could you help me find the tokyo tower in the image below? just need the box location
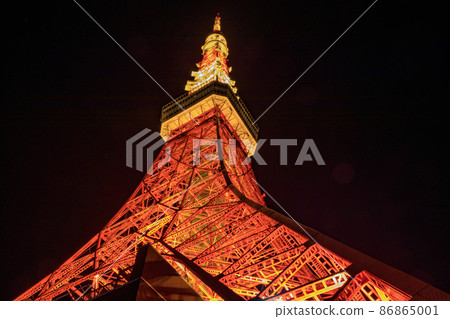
[15,14,448,301]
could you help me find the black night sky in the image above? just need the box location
[2,1,449,300]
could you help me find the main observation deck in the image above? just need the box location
[160,81,259,155]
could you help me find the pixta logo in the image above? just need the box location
[126,129,325,175]
[192,138,325,166]
[126,128,170,174]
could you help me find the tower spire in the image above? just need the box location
[213,13,221,31]
[185,14,237,94]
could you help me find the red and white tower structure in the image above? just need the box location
[15,14,448,301]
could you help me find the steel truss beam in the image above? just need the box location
[15,103,412,301]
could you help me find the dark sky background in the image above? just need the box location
[2,1,448,300]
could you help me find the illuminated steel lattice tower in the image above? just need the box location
[16,14,448,301]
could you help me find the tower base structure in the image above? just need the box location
[15,87,449,301]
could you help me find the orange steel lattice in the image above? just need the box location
[15,105,410,301]
[15,15,416,302]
